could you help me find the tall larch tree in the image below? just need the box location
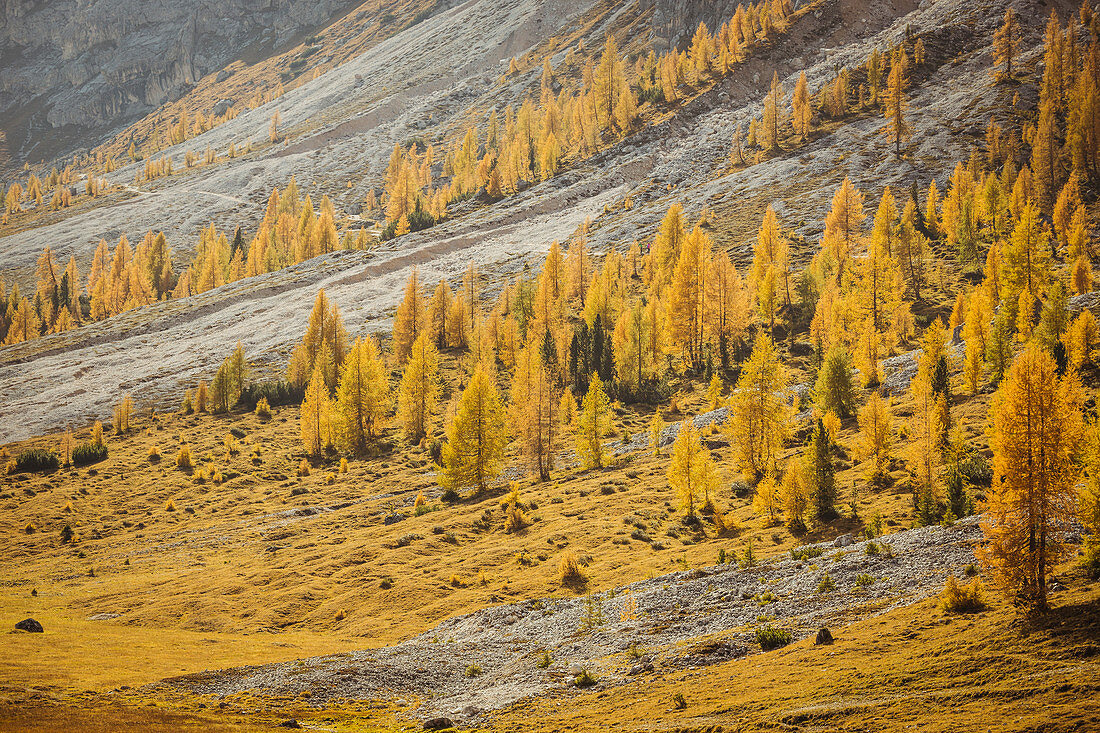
[300,365,333,458]
[398,332,440,443]
[510,345,559,481]
[730,333,791,478]
[576,373,612,469]
[337,336,390,453]
[761,71,786,151]
[983,347,1083,610]
[393,268,426,363]
[884,49,911,157]
[822,177,866,283]
[992,8,1020,82]
[668,419,719,516]
[791,70,812,142]
[439,365,507,496]
[668,225,711,371]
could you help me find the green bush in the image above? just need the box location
[72,442,108,466]
[14,448,59,473]
[574,668,598,688]
[755,624,793,650]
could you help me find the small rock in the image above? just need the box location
[384,513,407,526]
[815,627,834,645]
[15,618,43,633]
[833,534,853,548]
[423,718,453,731]
[278,720,301,729]
[1049,581,1067,593]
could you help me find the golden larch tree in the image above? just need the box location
[983,347,1083,610]
[397,333,441,443]
[439,365,507,495]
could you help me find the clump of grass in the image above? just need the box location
[224,435,240,456]
[325,472,335,485]
[464,664,482,678]
[165,499,177,512]
[147,445,160,461]
[379,577,393,589]
[24,523,36,534]
[536,651,552,669]
[297,460,311,477]
[855,573,875,587]
[941,574,986,613]
[672,692,687,710]
[964,563,979,577]
[334,609,346,621]
[558,550,587,586]
[754,624,792,650]
[449,573,464,588]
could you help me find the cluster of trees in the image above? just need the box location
[375,2,802,235]
[1,177,374,346]
[733,33,926,166]
[2,165,111,223]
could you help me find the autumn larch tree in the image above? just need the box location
[300,365,332,458]
[337,336,390,453]
[397,332,440,444]
[668,419,718,516]
[576,372,612,469]
[439,364,506,496]
[983,347,1083,610]
[288,289,348,390]
[883,49,910,157]
[760,71,786,151]
[858,391,893,481]
[393,268,426,363]
[730,332,791,479]
[511,344,559,481]
[791,70,812,143]
[822,177,865,284]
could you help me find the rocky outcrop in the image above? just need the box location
[0,0,362,161]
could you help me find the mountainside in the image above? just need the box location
[3,0,1100,731]
[0,0,368,164]
[0,0,1058,443]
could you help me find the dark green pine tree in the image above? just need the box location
[810,418,837,522]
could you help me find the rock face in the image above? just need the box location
[0,0,361,161]
[14,618,43,633]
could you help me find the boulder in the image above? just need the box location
[15,618,43,633]
[383,513,407,525]
[833,534,853,548]
[423,718,453,731]
[814,627,834,645]
[277,720,301,729]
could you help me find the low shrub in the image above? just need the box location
[464,664,482,678]
[855,573,875,587]
[754,624,792,650]
[254,397,273,419]
[816,573,836,593]
[176,446,193,470]
[574,668,597,688]
[536,651,552,669]
[558,550,587,585]
[14,448,59,473]
[941,574,986,613]
[72,442,108,466]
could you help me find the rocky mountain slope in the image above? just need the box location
[0,0,366,164]
[0,0,1062,444]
